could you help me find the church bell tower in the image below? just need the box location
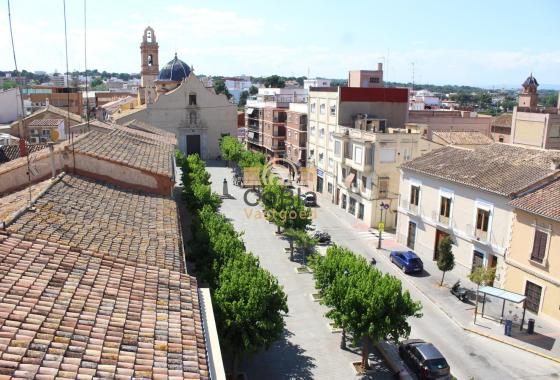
[140,27,159,103]
[518,73,539,111]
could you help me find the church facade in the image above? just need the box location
[117,26,238,159]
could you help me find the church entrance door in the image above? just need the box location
[186,135,201,157]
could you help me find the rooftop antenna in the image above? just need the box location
[387,48,390,84]
[412,62,417,91]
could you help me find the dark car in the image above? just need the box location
[300,193,316,207]
[399,339,451,379]
[390,251,424,273]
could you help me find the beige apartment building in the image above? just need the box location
[397,144,560,288]
[506,179,560,324]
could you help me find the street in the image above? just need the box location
[204,162,559,379]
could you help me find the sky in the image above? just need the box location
[1,0,559,88]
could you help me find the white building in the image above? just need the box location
[397,144,560,288]
[0,88,30,124]
[304,78,332,90]
[50,76,68,87]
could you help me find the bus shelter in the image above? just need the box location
[474,286,527,331]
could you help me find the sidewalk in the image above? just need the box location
[307,186,560,363]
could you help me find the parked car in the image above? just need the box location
[390,251,423,273]
[300,193,316,207]
[399,339,451,379]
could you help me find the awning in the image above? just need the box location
[246,108,254,114]
[477,286,526,303]
[344,172,355,188]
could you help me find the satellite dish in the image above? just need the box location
[51,130,59,142]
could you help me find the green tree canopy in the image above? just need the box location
[468,266,496,289]
[264,75,285,88]
[1,81,17,90]
[541,93,558,108]
[213,80,232,99]
[238,90,249,107]
[213,253,288,380]
[220,135,244,162]
[249,85,259,95]
[437,236,455,286]
[90,77,104,87]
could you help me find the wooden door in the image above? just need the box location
[186,135,201,157]
[525,281,542,314]
[434,230,450,261]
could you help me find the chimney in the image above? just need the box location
[377,63,383,71]
[46,97,50,107]
[551,158,560,170]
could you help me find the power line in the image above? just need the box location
[84,0,90,132]
[7,0,26,130]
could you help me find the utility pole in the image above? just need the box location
[412,62,417,91]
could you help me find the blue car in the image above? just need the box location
[390,251,424,273]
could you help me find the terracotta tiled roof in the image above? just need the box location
[509,179,560,221]
[0,233,209,380]
[0,178,52,224]
[113,104,146,121]
[10,105,83,129]
[491,113,513,128]
[0,144,48,165]
[400,144,560,197]
[122,120,176,139]
[100,96,137,110]
[72,121,177,145]
[7,174,184,272]
[432,131,494,145]
[70,129,175,178]
[28,119,64,127]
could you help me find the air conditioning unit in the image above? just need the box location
[30,129,39,135]
[30,137,39,144]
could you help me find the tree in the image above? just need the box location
[292,230,319,268]
[437,236,455,286]
[238,90,249,107]
[70,71,81,88]
[249,85,259,95]
[213,80,232,99]
[1,81,17,90]
[213,253,288,380]
[468,266,496,289]
[264,75,285,88]
[541,93,558,108]
[91,77,104,87]
[239,150,266,173]
[220,135,243,163]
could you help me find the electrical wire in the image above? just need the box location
[84,0,90,132]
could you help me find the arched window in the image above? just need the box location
[147,31,152,43]
[148,54,153,66]
[190,111,196,124]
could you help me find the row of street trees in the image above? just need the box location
[176,152,288,379]
[311,245,423,370]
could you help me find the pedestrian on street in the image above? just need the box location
[233,175,237,186]
[505,310,513,336]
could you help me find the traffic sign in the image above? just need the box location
[384,203,390,209]
[378,222,385,232]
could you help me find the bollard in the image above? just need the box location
[223,178,228,196]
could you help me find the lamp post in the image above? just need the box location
[378,202,385,249]
[340,269,349,350]
[289,206,296,261]
[237,148,241,176]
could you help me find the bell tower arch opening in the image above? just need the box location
[140,26,159,103]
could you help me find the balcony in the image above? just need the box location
[299,123,307,131]
[271,144,285,151]
[466,224,488,242]
[273,116,287,123]
[432,211,452,229]
[247,137,261,145]
[272,130,286,137]
[401,199,419,215]
[247,123,259,130]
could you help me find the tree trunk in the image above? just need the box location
[289,236,294,261]
[440,271,445,286]
[277,224,281,234]
[231,354,238,380]
[361,335,370,370]
[340,327,346,349]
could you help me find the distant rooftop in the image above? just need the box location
[509,179,560,222]
[432,131,494,145]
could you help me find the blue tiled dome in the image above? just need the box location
[523,74,538,86]
[156,53,191,82]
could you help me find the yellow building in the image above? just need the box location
[505,179,560,324]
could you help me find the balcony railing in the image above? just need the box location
[299,123,307,131]
[273,116,287,123]
[432,211,451,227]
[272,130,286,137]
[271,144,285,151]
[247,123,259,130]
[401,199,419,214]
[467,224,488,242]
[247,137,261,145]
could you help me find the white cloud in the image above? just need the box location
[273,23,290,32]
[162,6,265,39]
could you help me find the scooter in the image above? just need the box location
[450,280,468,302]
[313,231,331,244]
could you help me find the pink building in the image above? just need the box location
[348,63,383,88]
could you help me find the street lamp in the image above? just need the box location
[289,206,296,262]
[378,202,385,249]
[238,148,242,175]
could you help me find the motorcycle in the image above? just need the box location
[450,280,468,302]
[313,231,331,244]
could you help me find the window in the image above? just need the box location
[341,167,346,179]
[525,281,543,314]
[550,126,560,138]
[311,103,316,113]
[295,115,298,124]
[369,77,380,83]
[328,182,333,194]
[498,137,504,143]
[439,197,451,225]
[329,131,334,142]
[344,142,353,159]
[320,104,325,114]
[342,194,347,209]
[334,141,341,156]
[531,230,548,264]
[295,132,298,141]
[330,106,336,116]
[310,149,315,158]
[358,203,365,220]
[288,114,291,122]
[366,148,372,165]
[403,148,412,161]
[311,126,316,136]
[349,198,357,215]
[410,185,420,206]
[354,146,363,164]
[472,251,484,273]
[288,130,291,138]
[189,94,197,105]
[320,128,325,138]
[476,208,490,240]
[288,146,292,154]
[379,178,389,197]
[380,148,396,163]
[361,176,367,191]
[319,153,324,162]
[329,157,334,167]
[295,148,298,157]
[41,129,51,137]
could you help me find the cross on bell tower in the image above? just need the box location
[140,26,159,102]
